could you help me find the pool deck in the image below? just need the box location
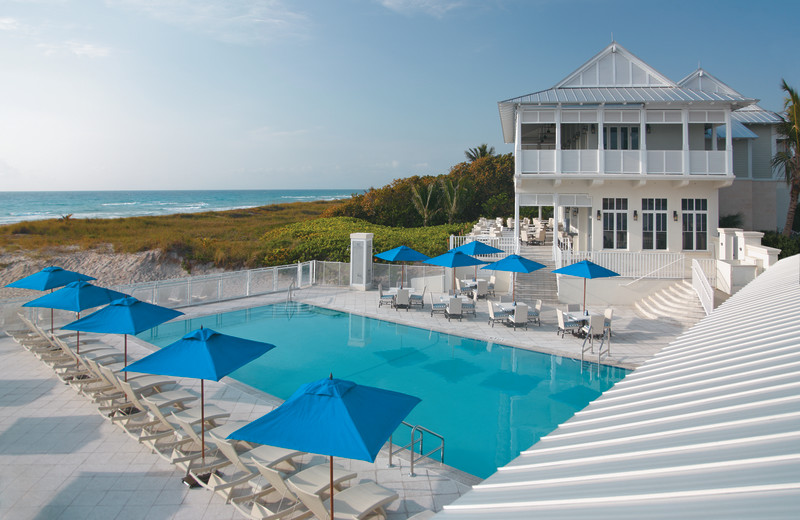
[0,287,689,519]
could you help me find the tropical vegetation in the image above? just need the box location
[771,79,800,237]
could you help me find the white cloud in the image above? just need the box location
[378,0,463,17]
[109,0,310,45]
[37,40,111,57]
[0,17,22,31]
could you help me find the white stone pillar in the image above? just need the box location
[349,233,373,291]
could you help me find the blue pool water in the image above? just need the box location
[138,303,629,478]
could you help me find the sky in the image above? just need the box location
[0,0,798,192]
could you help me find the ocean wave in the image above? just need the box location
[102,201,139,206]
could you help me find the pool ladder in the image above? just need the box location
[388,421,445,477]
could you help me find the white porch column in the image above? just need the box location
[682,108,690,176]
[514,193,520,254]
[514,107,522,176]
[597,107,605,174]
[640,108,647,174]
[555,107,562,175]
[725,109,733,175]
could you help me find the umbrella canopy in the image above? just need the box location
[450,241,505,280]
[374,246,430,289]
[5,266,95,291]
[552,260,619,312]
[22,281,129,353]
[123,327,275,461]
[450,240,504,256]
[7,266,96,333]
[425,251,487,295]
[481,254,546,302]
[229,377,420,519]
[62,296,184,378]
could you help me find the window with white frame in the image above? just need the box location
[642,198,667,250]
[603,126,640,150]
[681,198,708,250]
[603,198,628,249]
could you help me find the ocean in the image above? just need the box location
[0,189,359,225]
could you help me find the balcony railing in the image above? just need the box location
[519,149,728,176]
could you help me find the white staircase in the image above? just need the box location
[634,280,706,326]
[512,242,558,304]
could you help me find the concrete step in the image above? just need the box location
[634,280,705,326]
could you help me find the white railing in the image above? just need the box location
[605,150,642,174]
[690,150,727,174]
[521,149,556,173]
[556,250,686,279]
[113,262,316,308]
[646,150,683,174]
[449,235,515,256]
[561,150,598,173]
[692,259,714,315]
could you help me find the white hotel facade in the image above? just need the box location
[500,42,786,262]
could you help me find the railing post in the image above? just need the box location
[246,269,251,297]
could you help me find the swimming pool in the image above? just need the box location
[138,302,629,478]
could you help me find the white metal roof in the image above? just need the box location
[437,255,800,519]
[733,104,784,124]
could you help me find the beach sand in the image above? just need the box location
[0,247,223,299]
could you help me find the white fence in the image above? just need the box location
[449,235,515,257]
[556,248,687,279]
[115,262,316,308]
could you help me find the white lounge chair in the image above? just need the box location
[475,279,488,300]
[288,479,398,520]
[508,302,529,330]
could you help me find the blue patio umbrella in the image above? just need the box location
[451,240,504,280]
[481,254,546,302]
[22,281,129,353]
[229,377,420,519]
[552,260,619,312]
[374,246,430,289]
[62,296,184,379]
[6,266,96,333]
[123,326,275,460]
[424,251,487,295]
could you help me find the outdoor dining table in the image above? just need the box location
[497,302,517,316]
[387,287,416,295]
[460,278,486,289]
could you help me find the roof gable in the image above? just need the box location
[678,68,744,97]
[556,42,675,88]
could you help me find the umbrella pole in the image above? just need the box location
[76,312,81,356]
[330,455,334,519]
[583,278,586,313]
[123,334,128,382]
[50,308,54,336]
[513,272,516,302]
[201,380,205,463]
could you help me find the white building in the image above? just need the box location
[499,42,786,262]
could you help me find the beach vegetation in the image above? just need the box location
[465,144,496,162]
[0,199,341,269]
[410,179,440,227]
[261,217,468,265]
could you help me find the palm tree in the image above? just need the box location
[771,79,800,237]
[440,177,466,224]
[410,182,440,227]
[465,144,495,162]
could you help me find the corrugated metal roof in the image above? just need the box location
[733,105,784,124]
[709,120,759,139]
[500,86,754,106]
[437,255,800,520]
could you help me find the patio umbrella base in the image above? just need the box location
[182,471,219,488]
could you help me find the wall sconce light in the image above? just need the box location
[591,125,596,134]
[673,210,679,222]
[646,124,652,134]
[596,210,601,221]
[633,210,638,221]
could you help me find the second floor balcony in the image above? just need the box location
[515,108,734,178]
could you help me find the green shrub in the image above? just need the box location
[760,231,800,259]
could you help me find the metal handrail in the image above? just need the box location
[388,421,445,477]
[286,281,295,302]
[622,255,685,286]
[691,259,714,315]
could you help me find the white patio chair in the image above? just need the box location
[531,299,542,327]
[476,279,488,300]
[487,302,506,327]
[377,284,394,308]
[508,302,529,330]
[604,307,614,337]
[409,286,426,309]
[430,294,447,317]
[445,297,462,322]
[487,275,496,297]
[392,288,410,311]
[556,309,583,338]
